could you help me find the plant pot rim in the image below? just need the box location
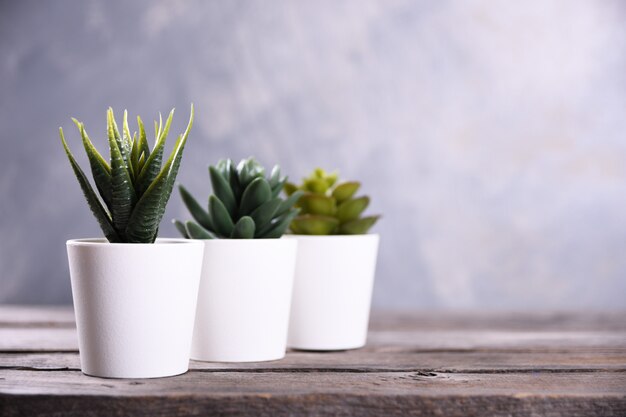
[67,238,203,247]
[194,238,297,245]
[283,233,379,240]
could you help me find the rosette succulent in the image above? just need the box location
[175,158,302,239]
[60,105,194,243]
[284,168,379,235]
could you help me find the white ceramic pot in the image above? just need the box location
[66,238,204,378]
[191,238,298,362]
[287,234,379,351]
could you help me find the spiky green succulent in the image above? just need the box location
[284,168,380,235]
[59,105,194,243]
[175,158,302,239]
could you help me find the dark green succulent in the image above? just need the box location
[175,158,302,239]
[284,168,380,235]
[60,105,194,243]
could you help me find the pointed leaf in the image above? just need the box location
[136,108,174,195]
[125,105,193,242]
[231,216,255,239]
[289,214,339,235]
[336,196,369,223]
[276,190,303,217]
[249,198,281,232]
[60,128,120,242]
[239,177,271,216]
[209,166,237,218]
[209,195,234,237]
[332,181,360,203]
[108,115,137,236]
[339,215,379,235]
[155,105,194,226]
[72,119,112,210]
[258,209,299,238]
[186,220,215,239]
[107,108,130,166]
[179,184,212,230]
[173,219,189,238]
[136,116,150,174]
[269,165,281,188]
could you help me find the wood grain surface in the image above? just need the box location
[1,306,625,416]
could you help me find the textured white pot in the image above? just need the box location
[287,234,379,350]
[66,238,204,378]
[191,238,298,362]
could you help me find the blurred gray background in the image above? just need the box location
[1,0,625,310]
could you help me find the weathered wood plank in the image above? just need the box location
[1,371,625,417]
[2,349,626,373]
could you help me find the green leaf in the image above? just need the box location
[304,177,329,194]
[125,105,193,243]
[135,108,174,195]
[209,195,234,237]
[290,214,339,235]
[237,158,265,188]
[339,215,379,234]
[173,219,189,238]
[136,116,150,174]
[268,166,286,198]
[249,198,281,233]
[299,193,336,216]
[269,165,281,188]
[185,220,215,239]
[336,196,369,223]
[155,105,194,229]
[209,166,237,218]
[276,190,303,217]
[258,209,299,238]
[239,177,271,216]
[72,119,112,210]
[107,108,130,167]
[228,161,242,201]
[122,110,135,180]
[231,216,255,239]
[108,114,137,237]
[179,184,213,230]
[59,128,120,242]
[332,181,360,203]
[124,166,167,242]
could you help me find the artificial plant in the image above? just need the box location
[60,105,194,243]
[284,168,379,235]
[175,158,302,239]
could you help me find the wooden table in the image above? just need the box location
[0,306,625,416]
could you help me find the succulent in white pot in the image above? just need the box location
[284,169,380,351]
[61,105,203,378]
[174,157,301,362]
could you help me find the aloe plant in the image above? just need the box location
[59,105,194,243]
[175,158,302,239]
[284,168,379,235]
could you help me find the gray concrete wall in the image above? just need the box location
[1,0,625,309]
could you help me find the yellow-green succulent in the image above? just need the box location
[284,168,379,235]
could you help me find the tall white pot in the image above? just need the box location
[66,238,204,378]
[287,234,379,350]
[191,239,298,362]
